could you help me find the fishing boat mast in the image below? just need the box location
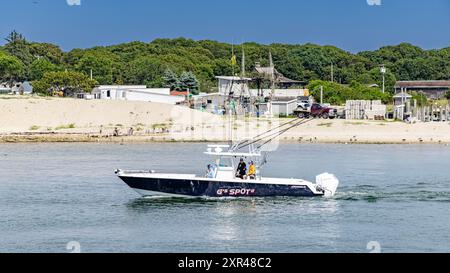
[267,52,275,118]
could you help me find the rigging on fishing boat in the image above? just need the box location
[115,45,339,199]
[116,115,338,198]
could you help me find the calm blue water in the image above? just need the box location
[0,143,449,253]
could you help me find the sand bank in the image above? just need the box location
[1,97,450,144]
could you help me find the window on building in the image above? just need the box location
[107,90,111,98]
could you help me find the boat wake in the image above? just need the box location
[335,185,450,203]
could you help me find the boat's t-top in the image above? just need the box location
[205,144,266,180]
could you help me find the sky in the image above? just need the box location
[0,0,449,52]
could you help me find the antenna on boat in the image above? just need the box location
[241,44,245,78]
[229,102,233,146]
[267,52,275,117]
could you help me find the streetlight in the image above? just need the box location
[380,65,386,94]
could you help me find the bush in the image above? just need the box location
[55,123,76,130]
[411,92,428,107]
[32,71,97,96]
[308,80,392,105]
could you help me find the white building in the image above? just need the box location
[0,83,11,94]
[216,76,252,97]
[19,81,33,94]
[91,85,185,105]
[192,93,227,114]
[256,98,298,117]
[2,81,34,95]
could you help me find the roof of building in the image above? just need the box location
[255,66,276,76]
[395,80,450,88]
[278,76,304,84]
[215,76,252,81]
[20,81,33,92]
[193,92,221,98]
[170,91,189,96]
[95,85,148,89]
[255,66,303,84]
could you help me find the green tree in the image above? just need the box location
[0,51,24,83]
[3,31,34,73]
[29,58,58,80]
[179,71,199,94]
[29,43,64,65]
[308,80,392,105]
[5,30,25,44]
[126,56,166,87]
[32,71,97,96]
[162,69,180,90]
[3,33,448,93]
[75,53,114,85]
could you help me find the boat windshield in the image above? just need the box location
[218,157,233,167]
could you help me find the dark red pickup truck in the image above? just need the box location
[294,103,337,119]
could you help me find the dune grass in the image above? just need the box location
[55,123,76,130]
[317,122,333,128]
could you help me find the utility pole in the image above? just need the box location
[380,65,386,94]
[90,69,93,80]
[331,63,334,83]
[241,44,247,114]
[320,86,324,105]
[269,52,275,91]
[241,45,245,78]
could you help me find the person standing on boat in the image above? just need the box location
[248,161,256,180]
[236,159,247,179]
[206,164,216,179]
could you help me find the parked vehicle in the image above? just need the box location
[297,100,311,111]
[294,103,337,119]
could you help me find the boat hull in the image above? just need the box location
[118,175,323,198]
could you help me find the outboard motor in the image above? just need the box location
[316,173,339,197]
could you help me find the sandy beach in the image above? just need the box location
[1,97,450,144]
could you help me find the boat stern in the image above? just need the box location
[316,173,339,197]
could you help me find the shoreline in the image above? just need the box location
[1,133,450,145]
[2,98,450,145]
